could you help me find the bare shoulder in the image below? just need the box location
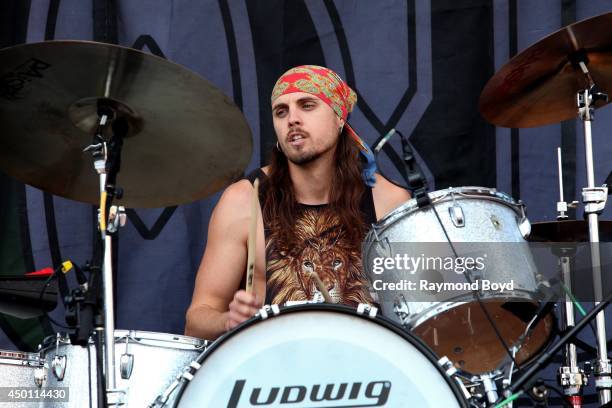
[211,178,256,224]
[371,173,411,220]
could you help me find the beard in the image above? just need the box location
[286,150,321,165]
[283,130,336,165]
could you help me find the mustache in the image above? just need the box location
[286,128,309,140]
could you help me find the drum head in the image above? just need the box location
[176,304,467,407]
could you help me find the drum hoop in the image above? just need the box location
[0,350,42,366]
[40,330,208,352]
[371,186,523,236]
[173,303,468,408]
[114,330,208,350]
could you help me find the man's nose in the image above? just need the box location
[287,107,302,126]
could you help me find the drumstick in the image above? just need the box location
[310,271,333,303]
[245,178,259,293]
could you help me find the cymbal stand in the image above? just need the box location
[575,59,610,405]
[555,148,586,406]
[84,107,127,405]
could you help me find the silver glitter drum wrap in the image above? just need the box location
[37,330,208,407]
[0,350,45,408]
[362,187,552,374]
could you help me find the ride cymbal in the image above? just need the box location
[479,12,612,128]
[0,40,252,208]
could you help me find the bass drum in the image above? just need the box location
[172,304,468,408]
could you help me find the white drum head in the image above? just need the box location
[176,305,465,407]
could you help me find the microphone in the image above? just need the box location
[374,129,396,153]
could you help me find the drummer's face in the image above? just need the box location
[272,92,343,165]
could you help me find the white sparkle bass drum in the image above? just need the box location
[170,304,468,408]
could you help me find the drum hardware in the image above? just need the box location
[480,372,499,405]
[119,334,134,380]
[356,302,378,318]
[449,191,465,228]
[257,304,281,320]
[497,291,612,407]
[51,333,67,381]
[565,50,610,405]
[149,361,202,408]
[439,356,473,401]
[554,148,587,406]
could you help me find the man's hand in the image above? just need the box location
[225,290,261,331]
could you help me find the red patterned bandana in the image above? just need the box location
[271,65,368,153]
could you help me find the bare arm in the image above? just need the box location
[372,173,411,220]
[184,180,264,340]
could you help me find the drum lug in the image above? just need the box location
[357,303,378,318]
[448,189,465,227]
[51,355,66,381]
[258,304,280,320]
[393,295,412,327]
[517,203,531,239]
[449,205,465,228]
[120,335,134,380]
[34,367,47,388]
[51,333,66,381]
[120,354,134,380]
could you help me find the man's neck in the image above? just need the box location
[288,156,334,205]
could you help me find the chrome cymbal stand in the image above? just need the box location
[84,107,128,406]
[575,59,610,405]
[555,148,587,407]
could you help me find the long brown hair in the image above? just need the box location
[262,130,367,245]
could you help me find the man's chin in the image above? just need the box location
[287,152,319,165]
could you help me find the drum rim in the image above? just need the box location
[369,186,522,236]
[40,329,208,351]
[173,303,469,407]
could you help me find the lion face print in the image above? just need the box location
[265,207,374,306]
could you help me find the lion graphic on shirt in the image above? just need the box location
[266,208,374,306]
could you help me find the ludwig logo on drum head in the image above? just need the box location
[227,379,391,407]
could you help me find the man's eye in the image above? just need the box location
[302,103,315,109]
[275,109,287,117]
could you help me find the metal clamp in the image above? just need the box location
[107,205,127,234]
[357,303,378,318]
[558,366,587,395]
[594,359,612,390]
[258,304,280,320]
[582,186,608,214]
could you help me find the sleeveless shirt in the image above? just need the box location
[245,169,377,306]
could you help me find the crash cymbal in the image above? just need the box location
[479,12,612,128]
[0,40,252,208]
[529,220,612,242]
